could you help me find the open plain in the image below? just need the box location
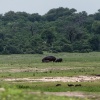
[0,52,100,100]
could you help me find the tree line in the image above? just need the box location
[0,7,100,54]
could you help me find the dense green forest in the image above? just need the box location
[0,7,100,54]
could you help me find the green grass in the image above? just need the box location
[1,81,99,92]
[0,67,99,78]
[0,81,99,100]
[0,87,87,100]
[0,52,100,65]
[0,52,100,99]
[0,52,100,78]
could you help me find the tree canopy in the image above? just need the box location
[0,7,100,54]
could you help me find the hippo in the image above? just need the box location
[56,84,61,86]
[42,56,56,62]
[55,58,63,62]
[67,84,74,87]
[75,84,82,87]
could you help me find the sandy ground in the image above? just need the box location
[0,67,100,99]
[2,75,100,82]
[1,67,100,82]
[29,91,99,99]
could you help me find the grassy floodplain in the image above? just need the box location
[0,52,100,77]
[0,52,100,100]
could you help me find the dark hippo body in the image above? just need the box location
[55,58,62,62]
[42,56,56,62]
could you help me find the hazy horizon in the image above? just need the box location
[0,0,100,15]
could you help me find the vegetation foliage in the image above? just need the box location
[0,86,87,100]
[0,7,100,54]
[0,52,100,99]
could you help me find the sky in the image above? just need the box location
[0,0,100,15]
